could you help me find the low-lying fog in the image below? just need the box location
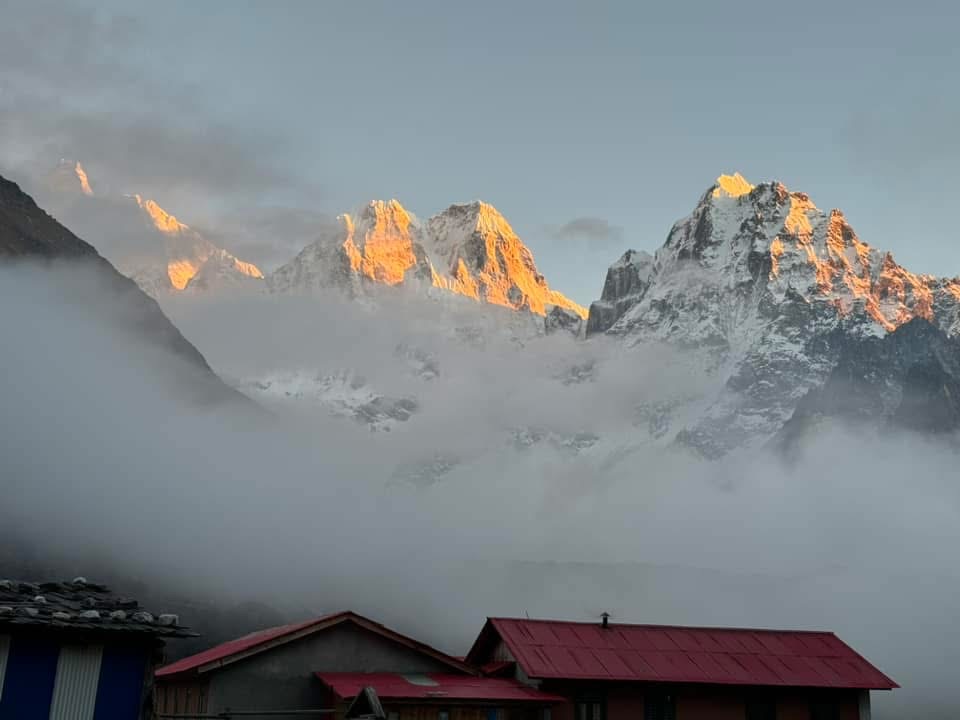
[2,265,958,719]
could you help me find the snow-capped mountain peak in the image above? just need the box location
[711,171,753,199]
[131,193,190,236]
[587,173,960,455]
[269,198,430,295]
[339,199,428,286]
[270,198,586,320]
[38,160,264,294]
[605,173,957,343]
[122,193,264,291]
[424,200,587,318]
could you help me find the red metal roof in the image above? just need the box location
[466,618,897,691]
[317,672,564,703]
[157,611,473,678]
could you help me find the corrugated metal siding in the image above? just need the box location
[0,635,9,702]
[48,644,103,720]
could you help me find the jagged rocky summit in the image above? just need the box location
[269,199,586,320]
[587,173,960,456]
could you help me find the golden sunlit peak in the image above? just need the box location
[343,199,414,226]
[452,200,515,234]
[712,172,754,198]
[74,162,93,196]
[132,194,188,235]
[367,198,412,219]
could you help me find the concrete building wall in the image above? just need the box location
[205,622,459,712]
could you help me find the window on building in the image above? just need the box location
[439,710,450,720]
[746,697,776,720]
[540,708,552,720]
[388,712,399,720]
[810,701,839,720]
[643,692,675,720]
[575,700,604,720]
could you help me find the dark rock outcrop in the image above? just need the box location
[586,250,654,335]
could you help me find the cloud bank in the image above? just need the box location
[0,1,310,223]
[1,264,959,717]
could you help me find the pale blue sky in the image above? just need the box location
[3,0,959,303]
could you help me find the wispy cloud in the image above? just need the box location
[0,1,309,217]
[547,217,624,249]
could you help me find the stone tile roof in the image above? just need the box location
[0,578,197,638]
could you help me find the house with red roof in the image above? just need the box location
[154,611,560,719]
[156,612,895,720]
[465,617,897,720]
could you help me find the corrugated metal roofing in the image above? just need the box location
[157,611,473,678]
[468,618,897,690]
[316,672,564,703]
[157,616,328,677]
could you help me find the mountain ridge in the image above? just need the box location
[269,197,586,319]
[40,161,265,294]
[586,173,960,455]
[24,160,960,455]
[0,172,247,406]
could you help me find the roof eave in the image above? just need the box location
[513,673,898,691]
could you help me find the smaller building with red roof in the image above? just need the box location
[155,611,559,719]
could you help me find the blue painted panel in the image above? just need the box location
[92,644,147,720]
[0,636,60,720]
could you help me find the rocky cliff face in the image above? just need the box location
[268,199,431,296]
[586,249,654,335]
[424,201,586,318]
[588,173,960,456]
[775,318,960,452]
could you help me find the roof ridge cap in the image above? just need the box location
[490,617,835,635]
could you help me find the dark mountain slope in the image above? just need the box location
[0,173,244,405]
